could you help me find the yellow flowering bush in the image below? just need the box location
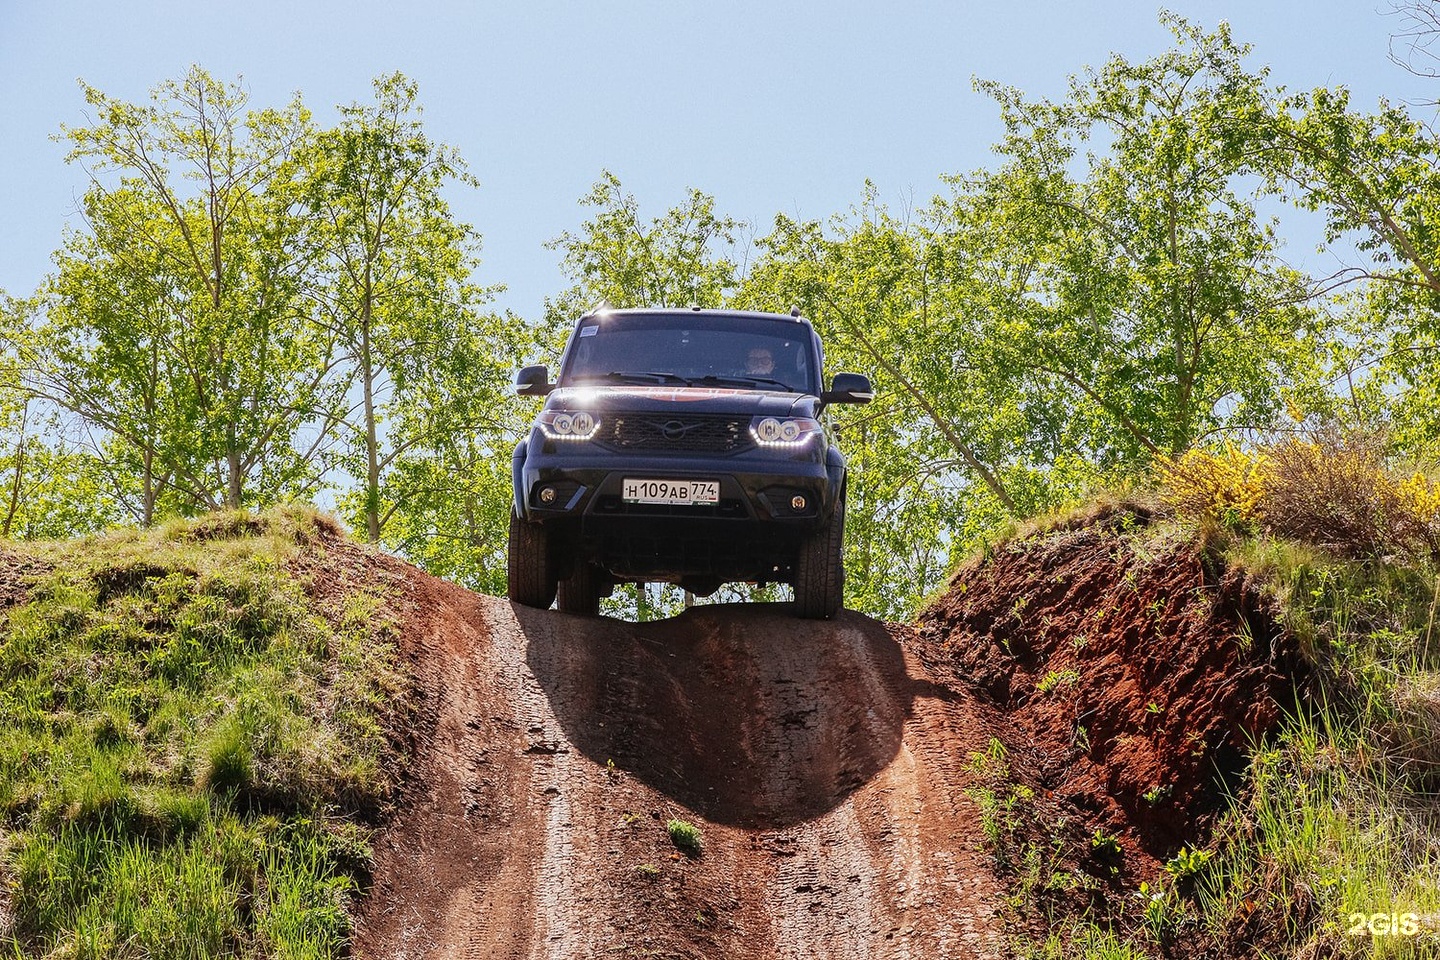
[1159,435,1440,558]
[1396,472,1440,527]
[1158,444,1268,530]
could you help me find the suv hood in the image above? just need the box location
[546,385,817,418]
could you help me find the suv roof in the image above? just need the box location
[581,306,807,323]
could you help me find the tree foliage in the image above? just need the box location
[545,170,744,318]
[302,72,511,547]
[1250,27,1440,457]
[39,67,325,516]
[963,15,1322,458]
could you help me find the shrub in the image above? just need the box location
[1160,433,1440,559]
[1158,444,1266,532]
[1264,434,1437,559]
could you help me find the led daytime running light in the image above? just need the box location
[539,409,600,440]
[750,417,820,447]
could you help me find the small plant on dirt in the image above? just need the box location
[965,738,1010,779]
[1011,595,1030,624]
[963,740,1050,878]
[666,819,703,857]
[1089,830,1122,858]
[1141,784,1172,805]
[1144,701,1163,716]
[635,863,659,877]
[1164,846,1211,882]
[1036,669,1079,694]
[1135,879,1181,944]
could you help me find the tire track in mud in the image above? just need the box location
[353,570,1010,959]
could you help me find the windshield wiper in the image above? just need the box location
[575,371,691,385]
[695,374,795,392]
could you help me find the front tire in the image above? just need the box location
[794,493,845,619]
[557,561,605,616]
[508,511,556,609]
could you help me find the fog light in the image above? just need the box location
[791,495,807,511]
[540,486,557,504]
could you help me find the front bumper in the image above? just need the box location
[514,437,840,581]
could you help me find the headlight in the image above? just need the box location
[538,409,600,440]
[750,416,821,448]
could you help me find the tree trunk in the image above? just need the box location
[2,400,28,539]
[362,273,381,543]
[227,447,243,509]
[142,446,155,528]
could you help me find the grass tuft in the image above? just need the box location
[666,819,703,858]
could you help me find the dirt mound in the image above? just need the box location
[341,504,1307,955]
[0,550,50,611]
[912,507,1306,884]
[351,570,1011,959]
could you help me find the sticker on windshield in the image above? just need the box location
[578,325,599,337]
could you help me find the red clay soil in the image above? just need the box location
[911,506,1306,887]
[346,504,1307,957]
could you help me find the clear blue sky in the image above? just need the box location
[0,1,1433,320]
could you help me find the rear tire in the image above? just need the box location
[557,561,605,616]
[794,492,845,619]
[507,510,556,609]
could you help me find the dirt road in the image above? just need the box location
[352,571,1009,959]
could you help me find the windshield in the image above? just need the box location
[558,313,819,394]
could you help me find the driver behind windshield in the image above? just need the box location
[745,346,775,377]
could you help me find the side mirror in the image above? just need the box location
[514,364,553,397]
[820,372,873,405]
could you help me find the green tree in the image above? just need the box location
[343,299,535,594]
[546,170,744,320]
[302,72,509,545]
[1248,37,1440,454]
[740,18,1334,616]
[46,67,329,516]
[963,14,1321,459]
[739,192,1060,617]
[0,293,116,538]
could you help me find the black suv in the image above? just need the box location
[508,307,872,618]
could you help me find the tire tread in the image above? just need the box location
[507,511,556,609]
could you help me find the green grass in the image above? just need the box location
[0,507,407,958]
[1179,539,1440,956]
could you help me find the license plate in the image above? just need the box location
[622,478,720,505]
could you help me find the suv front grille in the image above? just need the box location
[596,414,753,454]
